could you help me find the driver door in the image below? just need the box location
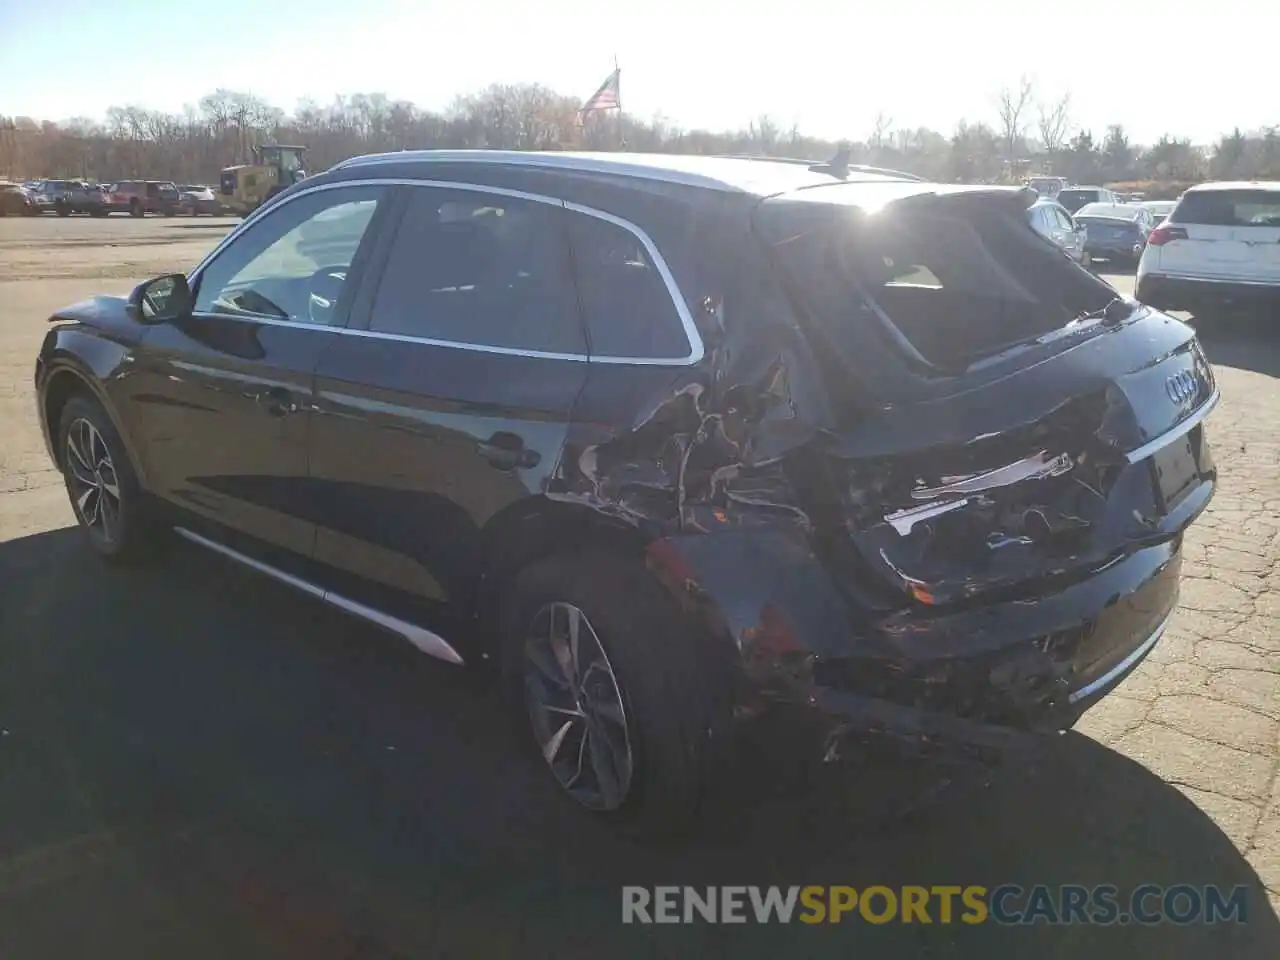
[129,183,391,557]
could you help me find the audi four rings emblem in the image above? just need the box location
[1166,370,1199,404]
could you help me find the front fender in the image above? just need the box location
[38,324,149,487]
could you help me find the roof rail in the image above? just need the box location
[838,163,926,182]
[713,154,925,182]
[712,154,815,166]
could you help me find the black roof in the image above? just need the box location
[332,150,922,197]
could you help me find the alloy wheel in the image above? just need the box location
[523,601,633,811]
[65,417,121,543]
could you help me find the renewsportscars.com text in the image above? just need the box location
[621,884,1249,925]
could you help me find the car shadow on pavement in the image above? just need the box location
[1194,314,1280,379]
[1096,261,1139,277]
[1,526,1277,960]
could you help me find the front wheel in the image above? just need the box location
[500,552,734,838]
[58,395,160,563]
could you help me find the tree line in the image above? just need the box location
[2,78,1278,192]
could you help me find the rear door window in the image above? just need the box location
[565,209,692,360]
[1172,190,1280,227]
[368,186,585,355]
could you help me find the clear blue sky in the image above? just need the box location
[0,0,1272,145]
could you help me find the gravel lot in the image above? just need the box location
[1,215,1278,958]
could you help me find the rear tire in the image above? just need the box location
[57,394,161,564]
[499,552,735,839]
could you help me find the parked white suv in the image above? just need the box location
[1136,181,1280,316]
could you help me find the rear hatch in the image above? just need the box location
[755,183,1217,608]
[1153,187,1280,283]
[1078,215,1141,250]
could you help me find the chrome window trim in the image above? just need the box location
[187,177,704,367]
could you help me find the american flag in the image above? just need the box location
[579,68,621,118]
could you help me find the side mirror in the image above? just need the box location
[129,274,192,324]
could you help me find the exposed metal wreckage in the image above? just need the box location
[550,292,1216,765]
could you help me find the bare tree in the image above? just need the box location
[996,75,1035,161]
[1036,93,1072,155]
[747,114,780,153]
[8,77,1275,187]
[868,111,893,150]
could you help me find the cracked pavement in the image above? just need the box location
[1,217,1277,957]
[1077,331,1280,908]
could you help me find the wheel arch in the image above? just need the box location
[474,497,652,631]
[41,359,149,488]
[472,497,826,679]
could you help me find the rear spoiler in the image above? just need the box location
[896,184,1039,209]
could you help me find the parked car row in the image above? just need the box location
[1033,176,1280,315]
[0,179,230,217]
[1027,196,1151,268]
[1137,180,1280,316]
[0,181,41,216]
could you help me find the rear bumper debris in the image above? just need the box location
[762,540,1183,762]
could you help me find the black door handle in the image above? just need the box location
[256,386,297,417]
[477,432,540,470]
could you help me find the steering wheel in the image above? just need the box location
[307,266,348,325]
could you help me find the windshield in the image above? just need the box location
[759,198,1117,372]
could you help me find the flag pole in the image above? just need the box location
[613,54,624,152]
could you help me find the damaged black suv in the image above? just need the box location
[34,151,1217,835]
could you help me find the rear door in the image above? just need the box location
[307,182,588,617]
[1159,188,1280,282]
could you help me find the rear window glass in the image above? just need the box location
[760,200,1114,371]
[1075,204,1138,220]
[1171,190,1280,227]
[1056,190,1098,210]
[1076,216,1139,230]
